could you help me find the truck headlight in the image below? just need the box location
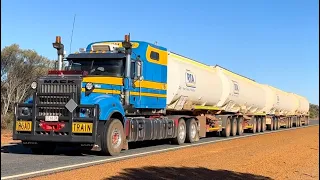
[21,107,31,116]
[85,82,94,90]
[31,81,37,89]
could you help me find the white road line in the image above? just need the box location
[1,124,318,180]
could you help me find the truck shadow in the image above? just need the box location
[1,144,31,154]
[105,166,273,180]
[1,139,172,156]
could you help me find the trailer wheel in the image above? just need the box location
[221,117,231,137]
[298,117,302,127]
[100,119,124,156]
[256,117,261,133]
[237,117,244,135]
[172,118,186,145]
[267,118,273,131]
[305,117,309,126]
[294,117,298,127]
[276,118,280,130]
[290,118,293,128]
[272,118,276,130]
[261,117,266,132]
[251,118,257,134]
[230,117,237,136]
[186,118,198,143]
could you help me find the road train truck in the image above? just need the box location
[13,35,310,155]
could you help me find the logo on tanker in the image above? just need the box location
[185,70,196,88]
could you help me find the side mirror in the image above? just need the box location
[135,59,143,80]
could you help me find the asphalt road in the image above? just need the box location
[1,120,318,180]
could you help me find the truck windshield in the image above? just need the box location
[69,58,124,77]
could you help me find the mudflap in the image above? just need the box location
[197,116,207,138]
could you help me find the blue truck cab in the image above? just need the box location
[12,35,198,156]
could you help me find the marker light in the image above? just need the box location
[85,82,94,90]
[31,81,37,89]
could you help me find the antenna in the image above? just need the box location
[69,14,76,54]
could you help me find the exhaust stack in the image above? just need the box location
[52,36,64,70]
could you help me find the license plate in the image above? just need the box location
[45,116,59,122]
[72,122,93,133]
[16,121,32,131]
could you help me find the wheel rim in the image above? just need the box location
[179,123,186,140]
[233,120,237,134]
[238,119,243,134]
[190,123,197,139]
[111,128,122,148]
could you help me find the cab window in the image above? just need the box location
[150,51,159,61]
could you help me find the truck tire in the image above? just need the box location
[256,117,261,133]
[186,118,198,143]
[172,118,186,145]
[268,118,274,131]
[230,117,237,136]
[298,118,301,127]
[305,118,309,126]
[100,119,124,156]
[237,117,244,135]
[251,118,257,134]
[261,117,266,132]
[272,118,276,130]
[221,117,231,137]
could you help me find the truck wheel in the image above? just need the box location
[267,118,273,131]
[100,119,124,156]
[172,118,186,145]
[256,117,261,133]
[221,117,231,137]
[230,117,237,136]
[236,117,244,135]
[261,117,266,132]
[298,118,302,127]
[272,118,276,130]
[186,118,198,143]
[305,118,309,126]
[251,118,256,134]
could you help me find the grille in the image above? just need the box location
[37,83,80,117]
[39,84,78,94]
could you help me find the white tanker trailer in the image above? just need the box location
[165,51,309,137]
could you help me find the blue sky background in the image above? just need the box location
[2,0,319,104]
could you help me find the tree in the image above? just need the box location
[1,44,54,128]
[309,103,319,119]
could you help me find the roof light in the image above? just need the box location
[79,48,86,53]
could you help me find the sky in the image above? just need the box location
[1,0,319,105]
